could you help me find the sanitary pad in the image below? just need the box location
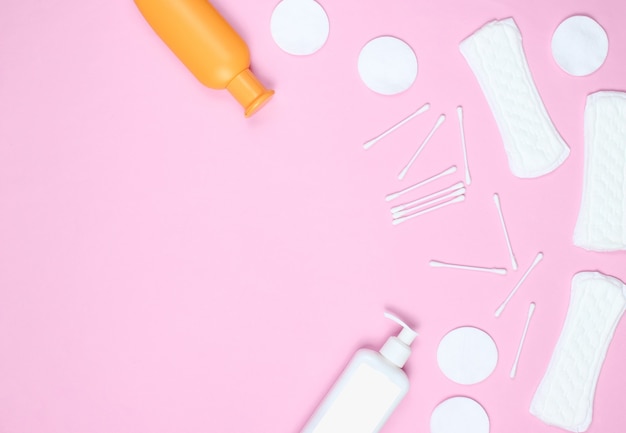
[530,271,626,432]
[573,91,626,251]
[460,18,570,178]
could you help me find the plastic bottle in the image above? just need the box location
[134,0,274,117]
[301,312,418,433]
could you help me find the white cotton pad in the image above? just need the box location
[431,396,490,433]
[530,272,626,432]
[437,327,498,385]
[358,36,418,95]
[552,16,609,76]
[460,18,570,178]
[573,91,626,251]
[270,0,329,56]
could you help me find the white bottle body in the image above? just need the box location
[301,348,410,433]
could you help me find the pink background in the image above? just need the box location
[1,0,625,432]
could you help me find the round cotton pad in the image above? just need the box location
[437,326,498,385]
[431,396,490,433]
[551,15,608,76]
[270,0,329,56]
[358,36,418,95]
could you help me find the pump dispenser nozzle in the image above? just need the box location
[380,312,418,368]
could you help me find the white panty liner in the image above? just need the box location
[530,272,626,432]
[460,18,570,178]
[574,91,626,252]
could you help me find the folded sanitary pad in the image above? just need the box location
[460,18,570,178]
[530,272,626,432]
[573,91,626,251]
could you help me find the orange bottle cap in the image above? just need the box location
[227,69,274,117]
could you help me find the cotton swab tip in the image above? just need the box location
[418,103,431,114]
[385,193,399,202]
[398,167,409,181]
[494,305,505,318]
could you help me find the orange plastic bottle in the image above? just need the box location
[135,0,274,117]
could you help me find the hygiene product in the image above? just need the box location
[270,0,330,56]
[397,114,446,180]
[134,0,274,117]
[431,396,490,433]
[573,91,626,251]
[392,195,465,225]
[393,187,465,220]
[363,103,430,150]
[530,272,626,432]
[429,260,506,275]
[456,106,472,185]
[494,252,543,317]
[552,15,609,76]
[436,326,498,385]
[301,312,417,433]
[509,302,536,379]
[390,182,464,215]
[358,36,418,95]
[460,18,570,178]
[385,166,457,202]
[493,193,518,270]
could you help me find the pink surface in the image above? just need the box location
[1,1,625,432]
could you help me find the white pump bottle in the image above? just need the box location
[301,312,418,433]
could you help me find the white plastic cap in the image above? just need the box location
[379,312,418,368]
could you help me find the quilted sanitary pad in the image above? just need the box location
[460,18,570,178]
[573,91,626,251]
[530,272,626,432]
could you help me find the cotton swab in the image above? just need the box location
[392,195,465,225]
[385,166,457,202]
[495,252,543,317]
[457,106,472,185]
[510,302,536,379]
[398,114,446,180]
[391,182,465,213]
[393,187,466,218]
[494,193,518,271]
[363,103,431,150]
[429,260,507,275]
